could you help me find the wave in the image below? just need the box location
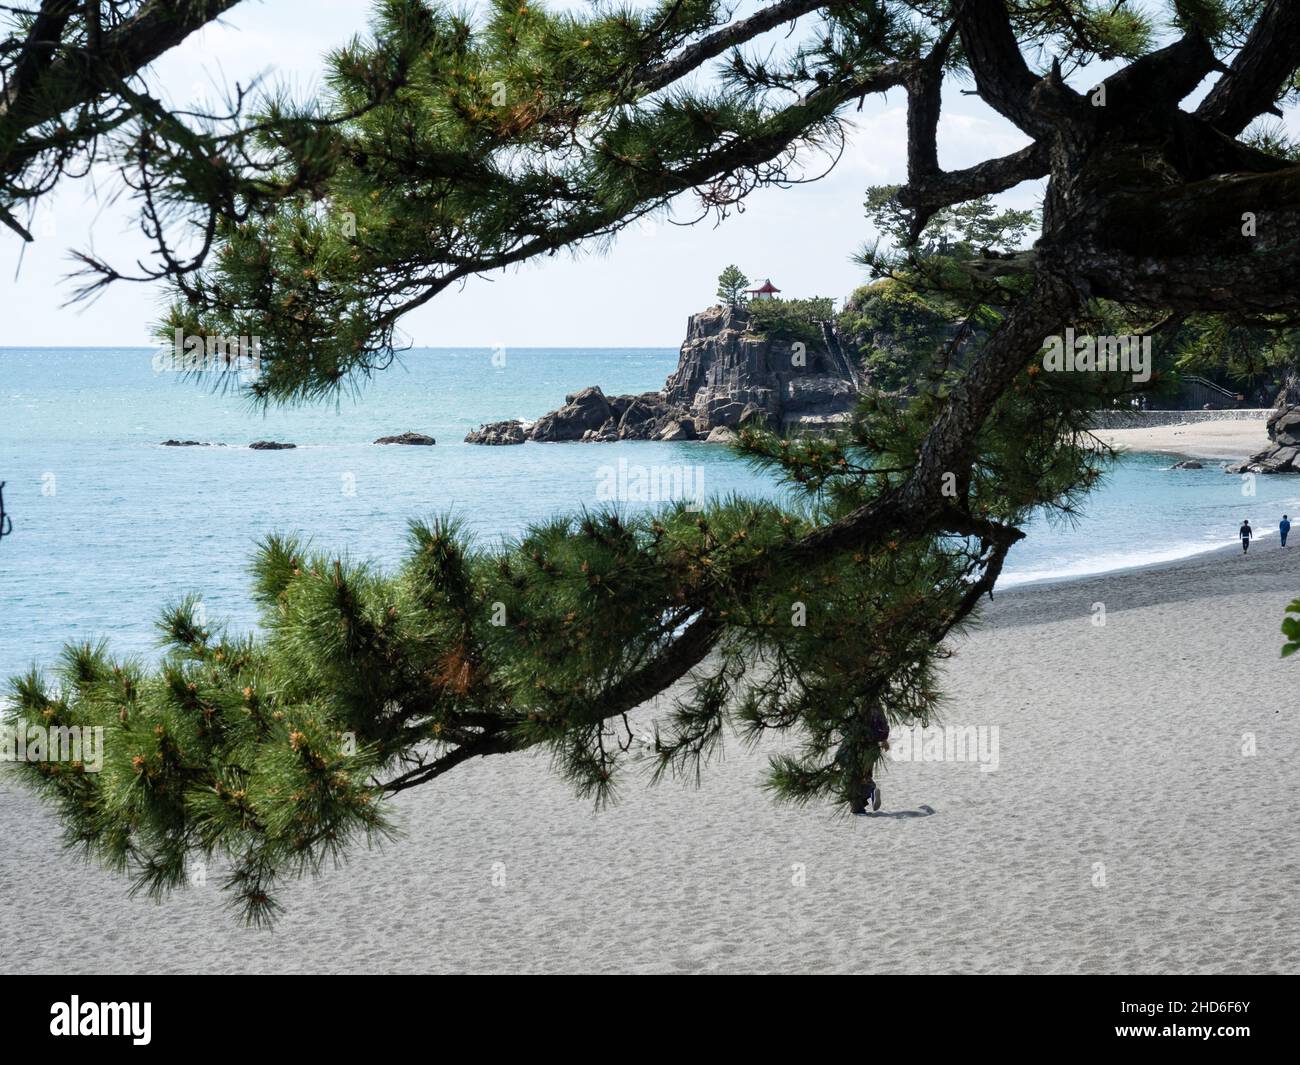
[999,533,1274,587]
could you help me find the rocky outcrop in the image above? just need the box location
[530,385,613,441]
[375,431,435,445]
[249,440,296,450]
[1272,405,1300,443]
[466,303,863,444]
[1227,405,1300,473]
[1170,460,1204,469]
[657,418,695,441]
[161,439,225,447]
[465,420,528,445]
[609,393,682,440]
[666,304,857,433]
[581,416,621,443]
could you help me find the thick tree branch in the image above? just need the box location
[897,139,1048,243]
[380,732,516,794]
[905,20,958,185]
[4,0,79,117]
[380,612,725,793]
[1073,165,1300,313]
[0,0,243,167]
[955,0,1048,136]
[1196,0,1300,136]
[1096,27,1217,116]
[837,272,1077,543]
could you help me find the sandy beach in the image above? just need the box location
[1093,417,1270,460]
[3,532,1298,975]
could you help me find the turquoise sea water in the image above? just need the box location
[2,346,1298,679]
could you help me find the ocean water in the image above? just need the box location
[2,346,1297,679]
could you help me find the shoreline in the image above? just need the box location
[986,529,1295,623]
[998,534,1272,592]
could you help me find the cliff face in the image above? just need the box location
[465,303,862,444]
[666,304,858,433]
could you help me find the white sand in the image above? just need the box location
[1093,417,1270,460]
[3,542,1299,974]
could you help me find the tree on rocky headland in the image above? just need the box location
[716,264,750,307]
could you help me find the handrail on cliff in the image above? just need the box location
[820,321,863,392]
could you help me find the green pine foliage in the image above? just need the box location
[862,188,1038,255]
[837,280,966,392]
[716,265,750,306]
[746,295,837,349]
[1171,316,1300,384]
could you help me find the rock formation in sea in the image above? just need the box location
[1227,404,1300,473]
[249,440,296,450]
[374,432,436,445]
[464,303,862,444]
[464,420,528,445]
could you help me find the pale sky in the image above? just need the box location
[0,0,1270,348]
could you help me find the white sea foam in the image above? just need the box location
[999,534,1266,587]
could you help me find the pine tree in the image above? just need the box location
[6,0,1300,922]
[716,265,750,306]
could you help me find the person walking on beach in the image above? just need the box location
[1282,515,1291,548]
[1240,519,1253,553]
[851,707,891,814]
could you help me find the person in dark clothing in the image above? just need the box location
[1281,515,1291,548]
[1240,519,1253,553]
[858,708,891,813]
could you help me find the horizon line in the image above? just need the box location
[0,343,682,351]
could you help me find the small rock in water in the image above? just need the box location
[249,440,296,450]
[374,432,436,445]
[1171,460,1203,469]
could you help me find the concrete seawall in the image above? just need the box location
[1088,409,1269,429]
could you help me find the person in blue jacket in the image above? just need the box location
[1281,515,1291,548]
